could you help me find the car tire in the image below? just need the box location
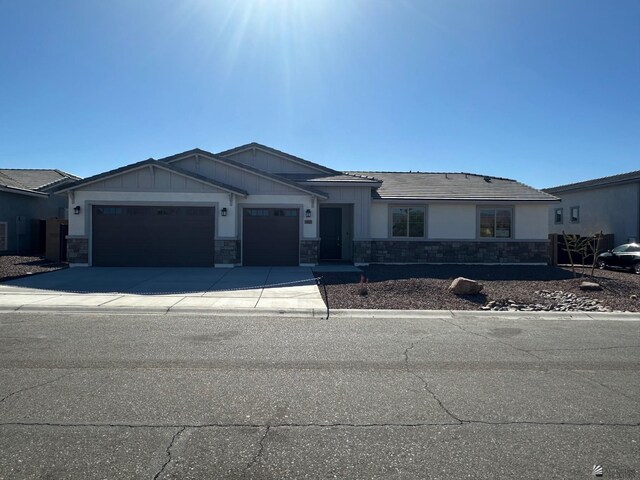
[634,262,640,275]
[597,259,607,270]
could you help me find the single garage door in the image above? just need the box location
[92,205,215,267]
[242,208,299,266]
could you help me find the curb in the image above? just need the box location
[1,305,638,321]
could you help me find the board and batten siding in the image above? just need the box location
[320,186,371,239]
[222,148,324,175]
[172,155,307,196]
[83,167,216,193]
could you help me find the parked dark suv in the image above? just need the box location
[597,243,640,274]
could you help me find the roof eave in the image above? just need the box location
[0,185,48,197]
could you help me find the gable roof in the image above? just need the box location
[0,169,79,197]
[55,159,249,196]
[543,170,640,194]
[347,172,559,202]
[160,148,329,199]
[217,142,341,176]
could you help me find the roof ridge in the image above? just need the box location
[346,171,517,182]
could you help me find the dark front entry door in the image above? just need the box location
[320,208,342,260]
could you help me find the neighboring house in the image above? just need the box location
[0,169,80,253]
[56,143,558,267]
[544,170,640,246]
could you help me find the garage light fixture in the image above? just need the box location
[73,206,81,215]
[221,208,228,217]
[305,209,312,218]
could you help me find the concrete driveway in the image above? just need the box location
[0,267,326,313]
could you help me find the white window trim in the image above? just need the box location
[389,205,427,239]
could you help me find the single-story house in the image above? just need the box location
[56,143,559,267]
[544,170,640,246]
[0,169,79,253]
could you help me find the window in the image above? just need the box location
[570,206,580,223]
[391,207,425,238]
[479,208,512,239]
[554,208,563,224]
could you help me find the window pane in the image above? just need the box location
[570,207,579,222]
[479,209,495,238]
[495,209,512,238]
[392,208,408,237]
[554,208,563,224]
[408,208,425,237]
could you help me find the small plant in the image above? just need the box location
[357,274,369,296]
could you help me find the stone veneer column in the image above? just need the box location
[214,240,240,266]
[299,240,320,265]
[352,240,372,264]
[67,237,89,264]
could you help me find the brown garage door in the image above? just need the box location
[242,208,299,266]
[92,205,215,267]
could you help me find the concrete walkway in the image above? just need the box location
[0,267,327,313]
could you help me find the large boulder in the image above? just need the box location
[449,277,484,295]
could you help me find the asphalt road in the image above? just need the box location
[0,312,638,479]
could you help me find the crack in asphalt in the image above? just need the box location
[403,339,463,425]
[244,426,270,477]
[0,420,638,429]
[152,426,185,480]
[0,371,74,405]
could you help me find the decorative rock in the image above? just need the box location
[631,295,638,300]
[580,281,602,291]
[449,277,484,295]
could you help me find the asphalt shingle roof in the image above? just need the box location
[346,172,558,202]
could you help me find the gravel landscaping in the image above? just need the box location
[0,255,68,282]
[315,265,640,312]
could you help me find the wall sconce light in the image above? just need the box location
[305,209,312,218]
[73,206,81,215]
[221,207,228,217]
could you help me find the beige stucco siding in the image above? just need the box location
[428,204,476,239]
[515,204,549,239]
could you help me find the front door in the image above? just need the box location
[320,208,342,260]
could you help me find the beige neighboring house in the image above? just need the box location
[54,142,558,267]
[544,170,640,246]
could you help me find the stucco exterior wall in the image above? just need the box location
[515,204,549,240]
[548,182,640,244]
[428,204,476,239]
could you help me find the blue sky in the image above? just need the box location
[0,0,638,189]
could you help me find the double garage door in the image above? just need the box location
[91,205,300,267]
[92,205,215,267]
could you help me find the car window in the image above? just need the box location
[612,245,628,253]
[627,245,640,253]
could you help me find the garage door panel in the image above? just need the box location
[92,205,215,267]
[242,209,299,266]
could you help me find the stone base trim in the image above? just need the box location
[214,240,240,265]
[353,240,550,264]
[300,240,320,265]
[67,237,89,264]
